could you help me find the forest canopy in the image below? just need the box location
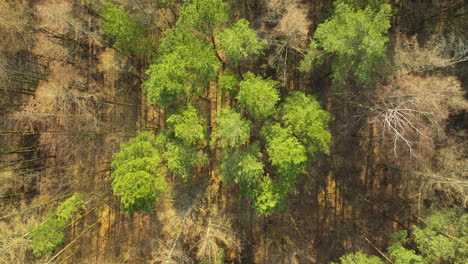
[0,0,466,263]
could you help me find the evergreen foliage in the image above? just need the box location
[111,132,167,215]
[237,72,280,120]
[212,108,251,148]
[219,19,267,65]
[300,2,392,85]
[281,91,332,155]
[28,194,85,257]
[167,105,206,145]
[100,2,152,56]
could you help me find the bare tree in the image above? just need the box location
[263,0,311,84]
[370,74,466,159]
[394,35,468,75]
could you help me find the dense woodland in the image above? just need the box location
[0,0,467,263]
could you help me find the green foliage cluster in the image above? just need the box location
[178,0,229,35]
[143,36,221,107]
[333,207,468,264]
[411,207,468,263]
[212,108,251,148]
[220,144,281,215]
[167,105,206,145]
[28,194,85,257]
[219,19,267,65]
[336,0,387,10]
[165,140,206,181]
[218,84,330,215]
[218,73,238,91]
[111,132,167,215]
[281,92,332,155]
[142,0,226,107]
[237,72,280,120]
[100,2,152,56]
[331,251,385,264]
[221,144,263,188]
[114,0,331,217]
[300,2,392,85]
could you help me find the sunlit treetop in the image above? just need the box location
[28,194,85,257]
[167,105,206,145]
[111,132,167,215]
[220,143,263,187]
[100,2,152,56]
[143,38,220,107]
[219,19,267,65]
[218,72,239,91]
[300,2,392,85]
[261,123,307,179]
[178,0,229,35]
[281,91,332,155]
[212,108,251,148]
[237,72,280,120]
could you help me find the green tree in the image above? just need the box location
[219,19,267,65]
[212,108,251,148]
[259,123,308,213]
[143,52,189,107]
[237,72,280,120]
[143,36,221,107]
[411,207,468,264]
[333,207,468,264]
[111,132,167,215]
[331,251,385,264]
[261,123,307,179]
[218,72,239,91]
[100,2,152,56]
[178,0,229,35]
[167,105,206,145]
[300,2,392,85]
[165,141,206,181]
[281,91,332,155]
[28,194,85,257]
[387,231,423,264]
[113,0,333,218]
[252,175,281,215]
[221,144,263,190]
